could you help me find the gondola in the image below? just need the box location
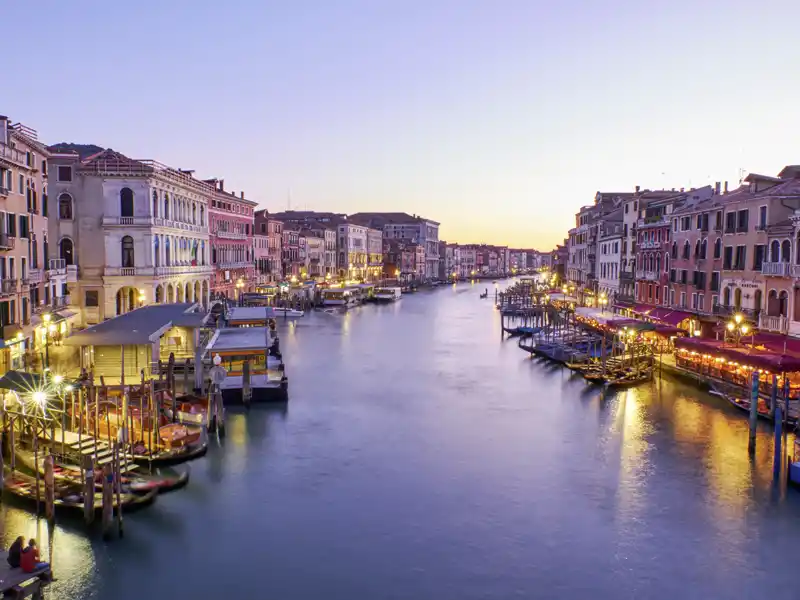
[503,326,543,337]
[605,369,653,388]
[479,292,488,299]
[132,427,208,467]
[3,468,157,515]
[710,389,798,425]
[163,394,209,427]
[15,446,189,495]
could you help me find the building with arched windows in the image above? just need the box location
[46,147,213,324]
[204,179,256,300]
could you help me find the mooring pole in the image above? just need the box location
[748,370,759,456]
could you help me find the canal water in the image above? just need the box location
[3,282,800,599]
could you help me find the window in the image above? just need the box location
[734,245,746,270]
[758,206,767,229]
[18,215,28,239]
[737,209,749,233]
[58,193,73,219]
[698,294,704,311]
[682,241,690,259]
[670,269,676,283]
[714,238,721,259]
[120,187,134,217]
[681,269,688,284]
[692,293,698,309]
[6,213,16,237]
[680,291,686,307]
[57,166,72,182]
[696,215,702,230]
[671,242,677,259]
[121,236,135,268]
[723,246,732,269]
[781,240,791,262]
[85,290,99,307]
[670,288,675,305]
[725,212,736,233]
[710,271,720,292]
[18,175,23,193]
[59,238,74,266]
[754,244,765,270]
[673,219,678,232]
[700,239,707,259]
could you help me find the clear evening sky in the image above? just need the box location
[5,1,800,249]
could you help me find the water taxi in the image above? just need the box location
[322,288,358,307]
[373,287,402,303]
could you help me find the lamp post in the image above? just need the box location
[42,313,52,370]
[725,313,751,346]
[599,292,608,314]
[236,279,244,305]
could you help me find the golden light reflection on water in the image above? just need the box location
[612,389,653,526]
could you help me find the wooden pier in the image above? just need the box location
[0,552,51,599]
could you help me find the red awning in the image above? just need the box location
[750,332,800,356]
[674,337,800,372]
[656,310,693,326]
[632,303,655,314]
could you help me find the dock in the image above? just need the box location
[0,552,51,599]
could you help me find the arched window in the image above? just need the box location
[694,240,700,257]
[165,237,171,265]
[771,240,780,262]
[723,286,731,306]
[779,290,789,317]
[671,242,677,259]
[754,289,763,313]
[734,287,742,309]
[58,193,73,219]
[683,241,690,259]
[201,240,206,265]
[192,203,197,224]
[121,236,135,268]
[152,191,158,217]
[655,254,661,272]
[154,236,160,267]
[120,187,134,217]
[700,239,707,259]
[664,253,669,272]
[59,238,74,266]
[714,237,721,259]
[200,206,205,226]
[781,239,791,262]
[164,193,170,219]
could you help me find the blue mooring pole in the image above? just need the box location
[749,371,759,456]
[773,374,782,476]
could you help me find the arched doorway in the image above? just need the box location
[155,284,163,304]
[733,288,742,310]
[202,280,209,307]
[754,289,763,314]
[723,286,731,307]
[115,286,137,316]
[60,238,74,265]
[120,188,134,217]
[166,284,175,303]
[177,284,185,303]
[768,290,779,316]
[194,281,201,304]
[185,282,191,302]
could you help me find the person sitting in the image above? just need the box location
[7,536,24,568]
[20,539,48,573]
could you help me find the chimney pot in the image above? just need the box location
[635,185,640,193]
[240,191,244,199]
[723,181,729,194]
[714,181,721,195]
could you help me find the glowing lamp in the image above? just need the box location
[32,391,47,406]
[726,322,735,332]
[53,374,64,384]
[213,354,222,366]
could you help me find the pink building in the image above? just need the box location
[205,179,257,300]
[255,209,284,282]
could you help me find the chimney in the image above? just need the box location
[723,181,729,194]
[240,191,244,199]
[680,187,685,193]
[714,181,721,195]
[218,179,224,192]
[0,116,7,144]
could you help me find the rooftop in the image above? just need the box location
[207,327,273,353]
[64,303,206,346]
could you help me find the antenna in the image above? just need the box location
[287,188,292,211]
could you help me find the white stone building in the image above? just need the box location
[47,149,213,325]
[337,222,368,279]
[597,222,623,299]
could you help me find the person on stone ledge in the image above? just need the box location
[7,536,24,568]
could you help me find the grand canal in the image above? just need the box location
[4,282,800,599]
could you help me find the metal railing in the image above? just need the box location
[0,279,16,294]
[26,269,43,284]
[0,234,14,251]
[216,230,248,240]
[761,261,791,276]
[48,258,66,274]
[0,143,27,168]
[639,241,661,250]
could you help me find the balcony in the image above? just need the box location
[0,279,16,295]
[636,270,660,281]
[66,265,78,283]
[155,264,214,276]
[25,269,43,285]
[755,223,767,232]
[32,295,71,315]
[217,261,252,270]
[620,271,634,282]
[0,234,15,251]
[216,230,248,240]
[639,241,661,250]
[637,215,668,227]
[759,314,789,334]
[153,218,205,233]
[712,304,759,320]
[104,266,150,277]
[47,258,66,276]
[761,261,791,277]
[102,216,156,227]
[0,143,27,168]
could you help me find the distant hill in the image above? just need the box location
[47,143,104,159]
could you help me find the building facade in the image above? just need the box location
[207,180,256,299]
[47,148,213,325]
[337,222,368,280]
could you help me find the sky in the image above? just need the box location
[5,0,800,249]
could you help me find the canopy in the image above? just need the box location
[0,371,43,392]
[674,337,800,372]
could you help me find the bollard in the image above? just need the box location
[44,455,55,523]
[774,401,783,477]
[83,455,95,524]
[748,371,759,456]
[114,443,124,538]
[101,464,113,539]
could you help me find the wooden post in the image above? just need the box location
[183,359,189,397]
[748,370,759,456]
[83,454,95,524]
[101,463,113,539]
[44,455,55,523]
[114,443,124,538]
[770,374,778,419]
[0,430,4,491]
[168,353,176,422]
[207,386,216,433]
[216,385,226,437]
[33,426,41,515]
[242,359,252,409]
[9,417,14,473]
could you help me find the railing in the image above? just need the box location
[104,266,147,277]
[759,314,789,334]
[635,270,660,281]
[0,234,15,251]
[0,186,9,197]
[638,216,668,227]
[48,258,66,274]
[78,158,216,195]
[761,261,791,276]
[217,261,252,270]
[155,264,214,276]
[102,216,154,227]
[0,143,27,168]
[216,230,248,240]
[755,224,767,231]
[66,265,78,282]
[153,218,205,233]
[639,241,661,249]
[32,295,70,315]
[712,304,759,319]
[0,279,16,295]
[26,269,43,284]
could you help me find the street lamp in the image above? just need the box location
[725,313,750,346]
[599,292,608,313]
[236,279,244,305]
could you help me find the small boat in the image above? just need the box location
[15,446,189,495]
[503,326,543,337]
[479,292,488,299]
[583,371,606,384]
[163,393,209,427]
[132,426,208,466]
[373,287,402,303]
[605,369,653,388]
[3,468,157,515]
